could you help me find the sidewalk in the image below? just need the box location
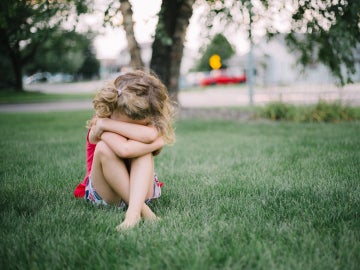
[180,84,360,107]
[0,81,359,113]
[0,100,93,113]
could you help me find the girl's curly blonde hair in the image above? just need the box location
[90,70,176,144]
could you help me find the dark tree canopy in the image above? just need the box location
[24,30,99,79]
[0,0,91,90]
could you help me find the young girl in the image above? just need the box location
[74,70,175,230]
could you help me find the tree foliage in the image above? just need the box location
[0,0,91,91]
[285,0,360,85]
[24,30,99,79]
[202,0,360,86]
[194,33,235,72]
[76,47,101,80]
[112,0,359,101]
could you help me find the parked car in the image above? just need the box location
[24,72,52,84]
[200,72,247,86]
[24,72,74,84]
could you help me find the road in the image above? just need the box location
[0,80,359,113]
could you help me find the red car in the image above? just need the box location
[200,74,247,86]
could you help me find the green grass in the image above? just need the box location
[0,111,359,270]
[0,90,94,104]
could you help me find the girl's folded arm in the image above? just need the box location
[88,121,101,144]
[97,118,158,144]
[101,132,164,159]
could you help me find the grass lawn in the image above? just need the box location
[0,90,94,104]
[0,111,359,270]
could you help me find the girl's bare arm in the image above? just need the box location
[100,132,164,159]
[93,118,158,144]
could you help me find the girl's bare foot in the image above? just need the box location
[144,216,161,225]
[115,214,160,231]
[140,203,160,221]
[116,215,141,231]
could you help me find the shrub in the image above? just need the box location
[302,101,358,122]
[259,102,296,121]
[259,101,359,122]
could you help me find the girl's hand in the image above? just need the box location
[92,118,106,139]
[88,117,105,144]
[152,137,164,156]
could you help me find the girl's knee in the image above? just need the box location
[134,152,153,161]
[95,141,116,159]
[130,153,154,166]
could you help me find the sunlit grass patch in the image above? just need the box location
[0,112,359,269]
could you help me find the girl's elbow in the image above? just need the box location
[89,136,99,144]
[115,145,130,158]
[88,130,99,144]
[146,129,159,143]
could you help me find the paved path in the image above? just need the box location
[180,84,360,107]
[0,100,93,113]
[0,81,359,113]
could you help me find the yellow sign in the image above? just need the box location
[209,54,222,70]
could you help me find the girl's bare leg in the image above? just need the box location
[117,153,155,230]
[91,141,130,204]
[91,142,157,226]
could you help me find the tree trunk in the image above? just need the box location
[0,30,24,91]
[8,42,23,91]
[150,0,195,103]
[119,0,144,68]
[12,58,23,91]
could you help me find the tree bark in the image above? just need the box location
[150,0,195,103]
[119,0,144,68]
[12,56,23,91]
[2,36,23,91]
